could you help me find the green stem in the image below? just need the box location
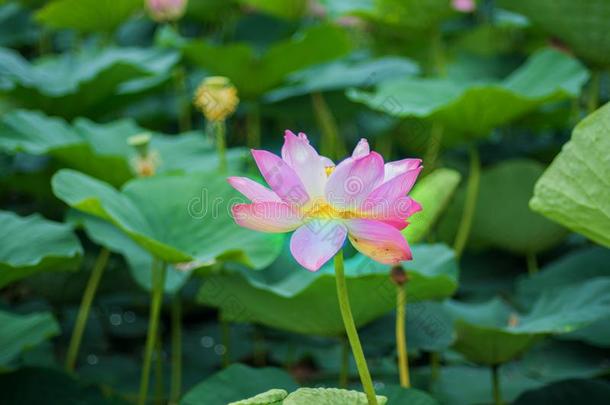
[396,286,410,388]
[170,295,182,403]
[334,250,378,405]
[376,134,393,160]
[491,365,503,405]
[154,331,164,405]
[220,318,231,368]
[312,92,345,160]
[339,336,349,388]
[247,103,261,149]
[429,352,441,388]
[138,260,167,405]
[65,248,110,372]
[253,326,266,366]
[429,30,446,77]
[174,66,192,133]
[526,252,538,275]
[453,144,481,258]
[423,123,443,175]
[587,70,600,113]
[211,121,227,173]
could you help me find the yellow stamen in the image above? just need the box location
[325,166,335,176]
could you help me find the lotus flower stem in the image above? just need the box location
[312,92,346,160]
[429,352,441,388]
[491,364,503,405]
[211,120,227,173]
[139,260,167,405]
[526,252,538,275]
[334,250,378,405]
[154,331,165,403]
[587,70,600,113]
[453,144,480,258]
[423,123,443,175]
[170,295,182,402]
[175,66,192,133]
[339,336,349,388]
[396,285,410,387]
[247,103,261,149]
[65,248,110,372]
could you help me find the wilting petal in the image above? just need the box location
[290,220,347,271]
[352,138,370,159]
[251,149,309,206]
[227,176,282,203]
[369,197,422,230]
[231,202,302,233]
[281,130,327,199]
[325,151,384,210]
[363,166,423,211]
[383,158,422,183]
[346,219,411,264]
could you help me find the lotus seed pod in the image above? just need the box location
[193,76,239,122]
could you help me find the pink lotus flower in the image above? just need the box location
[146,0,188,22]
[228,131,422,271]
[452,0,476,13]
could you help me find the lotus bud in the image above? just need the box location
[452,0,475,12]
[146,0,188,22]
[193,76,239,122]
[128,133,159,177]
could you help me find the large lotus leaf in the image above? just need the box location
[69,212,190,293]
[403,168,461,244]
[265,54,418,102]
[514,379,610,405]
[0,110,247,186]
[0,46,178,117]
[35,0,141,33]
[0,367,129,405]
[198,243,458,336]
[181,364,298,405]
[0,310,59,367]
[239,0,307,19]
[439,159,567,254]
[501,0,610,67]
[378,386,439,405]
[348,48,588,141]
[51,169,283,268]
[183,24,352,98]
[283,388,387,405]
[446,279,610,365]
[530,102,610,248]
[0,210,82,288]
[0,2,38,48]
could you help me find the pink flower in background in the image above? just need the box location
[228,131,422,271]
[146,0,188,22]
[452,0,476,13]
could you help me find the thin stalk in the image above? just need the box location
[253,326,266,366]
[220,318,231,368]
[210,120,227,173]
[247,103,261,149]
[526,252,538,275]
[429,352,441,388]
[339,336,349,388]
[491,365,503,405]
[170,295,182,403]
[396,286,410,387]
[154,331,164,405]
[65,248,110,372]
[376,135,393,160]
[453,144,481,258]
[587,71,600,113]
[334,250,378,405]
[423,123,443,175]
[170,22,192,133]
[429,30,446,77]
[138,260,167,405]
[311,92,346,160]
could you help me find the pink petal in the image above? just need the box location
[227,177,282,203]
[251,149,310,206]
[325,151,385,210]
[281,130,327,199]
[452,0,475,12]
[363,166,423,211]
[352,138,370,159]
[231,202,302,233]
[346,219,412,264]
[290,220,347,271]
[369,197,422,230]
[383,158,422,183]
[320,155,334,168]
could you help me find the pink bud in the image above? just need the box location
[452,0,476,13]
[146,0,188,22]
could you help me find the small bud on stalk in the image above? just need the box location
[146,0,188,22]
[128,133,159,177]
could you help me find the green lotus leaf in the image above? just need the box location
[284,387,387,405]
[438,159,567,254]
[183,24,352,98]
[0,310,59,368]
[501,0,610,67]
[35,0,141,33]
[228,388,288,405]
[403,168,461,244]
[51,169,283,268]
[0,46,178,118]
[514,379,610,405]
[0,210,82,288]
[446,278,610,364]
[238,0,307,19]
[181,364,298,405]
[378,385,440,405]
[530,102,610,248]
[0,110,247,186]
[198,243,458,336]
[348,48,588,142]
[265,54,418,102]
